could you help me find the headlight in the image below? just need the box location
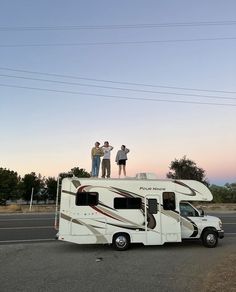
[219,220,223,229]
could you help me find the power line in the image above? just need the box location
[0,67,235,95]
[0,73,235,101]
[0,83,235,107]
[0,37,236,47]
[1,21,236,31]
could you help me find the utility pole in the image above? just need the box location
[29,187,34,211]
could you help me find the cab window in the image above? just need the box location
[180,202,199,217]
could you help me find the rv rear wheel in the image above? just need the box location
[202,230,218,248]
[113,233,130,251]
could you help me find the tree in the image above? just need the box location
[225,183,236,202]
[45,177,57,200]
[71,167,90,178]
[20,172,44,202]
[60,167,91,179]
[209,185,225,203]
[166,156,209,185]
[210,184,236,203]
[0,168,21,201]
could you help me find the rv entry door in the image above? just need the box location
[145,196,162,245]
[161,192,182,243]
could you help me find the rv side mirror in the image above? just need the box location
[199,209,204,216]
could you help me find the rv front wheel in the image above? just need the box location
[202,230,218,248]
[113,233,130,251]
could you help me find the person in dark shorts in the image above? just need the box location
[115,145,130,178]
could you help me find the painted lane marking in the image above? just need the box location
[0,238,55,243]
[0,226,54,230]
[0,218,54,221]
[0,213,54,216]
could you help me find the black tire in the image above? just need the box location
[202,230,218,248]
[113,233,130,251]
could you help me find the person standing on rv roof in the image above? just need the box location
[91,142,104,177]
[101,141,113,178]
[115,145,130,178]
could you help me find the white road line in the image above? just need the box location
[0,214,54,217]
[0,226,54,230]
[0,238,55,243]
[221,221,235,224]
[0,218,53,221]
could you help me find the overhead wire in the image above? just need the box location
[0,37,236,47]
[0,67,235,95]
[0,73,235,101]
[1,20,236,31]
[0,83,235,107]
[1,21,235,107]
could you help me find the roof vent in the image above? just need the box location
[135,173,157,179]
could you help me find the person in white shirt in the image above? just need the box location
[115,145,130,178]
[101,141,113,178]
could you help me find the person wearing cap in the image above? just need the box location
[101,141,113,178]
[91,142,104,177]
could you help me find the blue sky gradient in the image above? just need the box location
[0,1,236,185]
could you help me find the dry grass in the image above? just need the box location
[0,203,235,213]
[203,254,236,291]
[195,203,236,212]
[21,205,56,213]
[0,204,56,213]
[0,204,21,213]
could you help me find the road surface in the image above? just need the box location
[0,212,235,291]
[0,213,56,243]
[0,212,235,243]
[0,237,235,292]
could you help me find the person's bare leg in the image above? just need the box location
[123,165,126,177]
[119,165,122,177]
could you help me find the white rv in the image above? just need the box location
[56,175,224,250]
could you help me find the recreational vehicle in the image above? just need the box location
[56,174,224,250]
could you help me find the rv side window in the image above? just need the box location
[163,192,176,211]
[148,199,158,214]
[114,197,142,209]
[76,192,98,206]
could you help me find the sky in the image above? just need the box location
[0,1,236,185]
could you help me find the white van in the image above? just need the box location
[56,175,224,250]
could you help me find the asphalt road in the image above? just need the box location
[0,213,57,243]
[0,212,235,243]
[0,212,235,291]
[0,237,235,292]
[208,212,236,236]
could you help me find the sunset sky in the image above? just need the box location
[1,1,236,185]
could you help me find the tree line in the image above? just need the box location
[0,167,90,204]
[0,156,235,204]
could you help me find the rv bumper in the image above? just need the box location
[217,230,224,239]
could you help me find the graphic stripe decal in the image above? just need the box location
[62,190,76,196]
[173,180,199,196]
[60,213,108,243]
